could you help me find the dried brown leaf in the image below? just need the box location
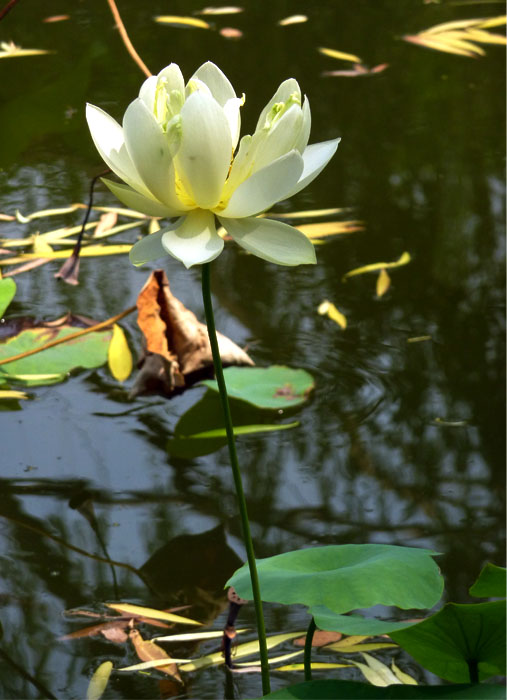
[129,628,183,683]
[293,630,343,647]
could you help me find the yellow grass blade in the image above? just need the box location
[0,389,29,400]
[105,603,202,626]
[278,15,308,26]
[425,18,486,34]
[277,662,351,671]
[343,252,411,280]
[318,47,362,63]
[154,15,210,28]
[477,15,506,29]
[464,28,506,45]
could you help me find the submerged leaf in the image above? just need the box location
[86,661,113,700]
[106,603,201,626]
[351,653,402,686]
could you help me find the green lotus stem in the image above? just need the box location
[304,616,316,682]
[201,262,270,695]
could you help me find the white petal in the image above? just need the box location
[157,63,185,95]
[219,216,316,266]
[294,96,311,154]
[123,98,188,212]
[255,78,301,130]
[250,104,303,172]
[284,138,341,199]
[139,76,157,111]
[218,150,303,218]
[86,103,149,196]
[223,96,242,150]
[102,178,178,217]
[129,229,169,267]
[191,61,236,106]
[161,209,224,268]
[175,92,232,209]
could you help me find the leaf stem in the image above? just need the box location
[304,616,316,682]
[201,262,270,695]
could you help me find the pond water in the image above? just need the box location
[0,1,505,698]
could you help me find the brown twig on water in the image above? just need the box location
[0,0,21,22]
[105,0,152,77]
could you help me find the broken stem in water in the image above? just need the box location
[201,262,270,695]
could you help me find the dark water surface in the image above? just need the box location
[0,1,505,698]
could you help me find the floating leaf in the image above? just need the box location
[0,41,52,58]
[391,601,506,683]
[86,661,113,700]
[376,268,391,297]
[323,64,389,78]
[154,629,248,643]
[277,662,351,672]
[0,389,28,400]
[129,628,182,682]
[196,6,244,14]
[219,27,243,38]
[0,315,113,386]
[93,212,118,238]
[407,335,432,343]
[293,630,342,647]
[0,278,16,317]
[32,234,54,256]
[154,15,210,28]
[43,15,70,22]
[469,563,506,598]
[297,221,363,239]
[402,16,506,57]
[235,651,304,667]
[228,544,443,615]
[350,653,402,686]
[318,47,362,62]
[391,660,418,685]
[278,15,308,26]
[105,603,201,626]
[326,637,397,653]
[107,324,132,382]
[202,366,314,409]
[318,300,347,329]
[343,252,411,280]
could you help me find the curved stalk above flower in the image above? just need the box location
[86,61,340,268]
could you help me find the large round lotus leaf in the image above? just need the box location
[227,544,443,613]
[0,278,16,318]
[255,679,506,699]
[201,366,314,408]
[391,601,506,683]
[308,607,419,635]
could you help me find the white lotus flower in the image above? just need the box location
[86,62,340,268]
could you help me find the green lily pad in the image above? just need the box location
[308,607,420,635]
[227,544,443,613]
[0,278,16,317]
[469,563,506,599]
[391,601,506,683]
[0,319,112,386]
[201,365,314,409]
[254,680,506,699]
[168,389,300,458]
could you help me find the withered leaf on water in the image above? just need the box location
[129,628,183,683]
[293,630,343,647]
[130,270,253,398]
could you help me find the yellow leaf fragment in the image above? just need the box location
[154,629,248,642]
[149,218,161,234]
[106,603,201,626]
[318,47,362,63]
[318,300,347,329]
[391,660,418,685]
[407,335,432,343]
[129,629,182,682]
[108,324,133,383]
[376,268,391,297]
[425,18,485,34]
[196,6,244,14]
[351,653,402,687]
[86,661,113,700]
[277,662,351,671]
[93,212,118,238]
[478,15,506,29]
[0,42,52,58]
[155,15,210,28]
[343,252,411,280]
[0,389,29,400]
[278,15,308,26]
[235,651,303,667]
[32,234,54,256]
[297,221,363,239]
[464,28,506,45]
